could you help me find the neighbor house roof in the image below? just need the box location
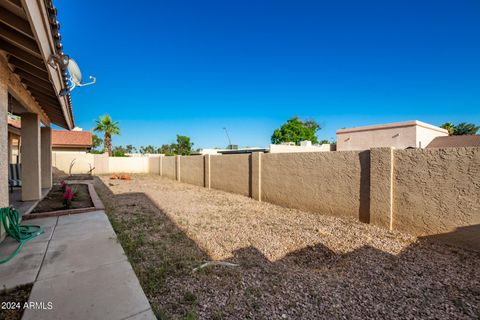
[52,130,92,148]
[426,135,480,148]
[337,120,448,135]
[8,118,21,129]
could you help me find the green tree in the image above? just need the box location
[159,144,175,156]
[453,122,479,135]
[174,135,193,155]
[125,144,136,154]
[440,122,479,135]
[112,145,128,157]
[271,116,320,145]
[440,122,455,135]
[91,134,103,152]
[139,145,157,154]
[93,115,120,156]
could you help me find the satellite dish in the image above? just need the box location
[63,58,96,96]
[49,54,96,96]
[67,58,83,83]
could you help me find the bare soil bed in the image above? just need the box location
[95,174,480,320]
[32,184,93,213]
[0,284,33,320]
[65,174,94,181]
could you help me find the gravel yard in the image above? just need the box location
[95,174,480,320]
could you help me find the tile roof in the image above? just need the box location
[426,135,480,148]
[52,130,92,148]
[8,118,21,129]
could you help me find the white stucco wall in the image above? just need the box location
[416,125,448,149]
[269,144,332,153]
[52,152,161,175]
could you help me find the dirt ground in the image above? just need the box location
[0,284,33,320]
[32,184,92,213]
[95,174,480,320]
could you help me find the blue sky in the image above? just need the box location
[56,0,480,149]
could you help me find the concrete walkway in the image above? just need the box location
[0,211,155,320]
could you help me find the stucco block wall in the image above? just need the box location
[53,152,96,174]
[148,157,161,174]
[109,157,149,173]
[393,147,480,236]
[180,156,204,186]
[210,154,251,196]
[52,152,160,175]
[261,152,368,219]
[369,148,393,229]
[48,147,479,250]
[93,154,109,174]
[162,156,176,179]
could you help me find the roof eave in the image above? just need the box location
[22,0,74,129]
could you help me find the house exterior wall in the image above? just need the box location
[337,125,417,151]
[52,147,90,152]
[336,121,448,151]
[7,133,20,164]
[416,125,448,149]
[0,72,8,241]
[21,113,41,201]
[41,127,52,188]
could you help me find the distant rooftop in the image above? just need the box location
[7,117,20,129]
[52,130,92,148]
[337,120,448,134]
[426,135,480,148]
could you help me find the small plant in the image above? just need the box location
[60,180,67,192]
[183,291,197,305]
[63,186,74,209]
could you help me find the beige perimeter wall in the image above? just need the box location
[162,156,176,179]
[53,152,160,175]
[393,147,480,236]
[53,152,97,174]
[262,151,369,220]
[51,148,480,250]
[210,154,251,196]
[180,156,204,186]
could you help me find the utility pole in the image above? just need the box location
[223,127,232,149]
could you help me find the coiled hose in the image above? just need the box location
[0,207,44,264]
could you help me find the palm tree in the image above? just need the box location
[93,115,120,156]
[440,122,455,136]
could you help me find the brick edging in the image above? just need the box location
[23,181,104,220]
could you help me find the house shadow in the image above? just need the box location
[358,150,370,223]
[93,177,480,319]
[419,224,480,252]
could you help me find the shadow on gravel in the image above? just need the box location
[94,177,480,320]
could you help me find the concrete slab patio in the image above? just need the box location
[0,211,155,320]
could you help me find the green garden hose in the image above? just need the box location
[0,207,44,264]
